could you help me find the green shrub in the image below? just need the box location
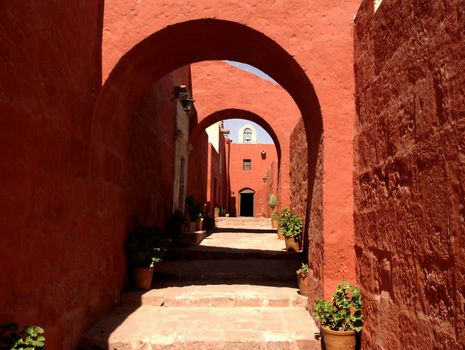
[186,196,203,221]
[296,263,309,276]
[279,209,302,239]
[314,280,364,332]
[271,212,280,221]
[268,194,277,209]
[1,323,45,349]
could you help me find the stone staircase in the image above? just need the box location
[215,217,273,229]
[80,229,320,349]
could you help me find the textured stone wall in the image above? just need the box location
[290,119,308,218]
[290,119,324,304]
[354,1,465,348]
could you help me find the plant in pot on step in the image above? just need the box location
[271,212,280,229]
[296,262,309,296]
[280,209,302,251]
[125,225,168,290]
[186,195,204,231]
[314,280,364,350]
[277,208,291,240]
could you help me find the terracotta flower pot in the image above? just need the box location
[321,327,356,350]
[277,226,285,240]
[195,217,204,231]
[271,219,279,228]
[133,268,154,290]
[297,273,309,296]
[285,236,300,252]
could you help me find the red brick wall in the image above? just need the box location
[229,144,277,217]
[354,1,465,348]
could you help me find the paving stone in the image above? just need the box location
[80,306,320,349]
[122,282,307,308]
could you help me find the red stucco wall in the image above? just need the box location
[354,1,465,348]
[187,132,209,208]
[0,1,191,346]
[0,2,104,348]
[229,144,277,217]
[191,61,300,209]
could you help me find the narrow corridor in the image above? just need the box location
[80,222,319,349]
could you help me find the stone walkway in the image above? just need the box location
[80,225,320,349]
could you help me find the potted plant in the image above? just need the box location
[296,263,309,296]
[1,323,45,349]
[271,212,280,229]
[125,225,167,290]
[314,280,364,350]
[279,209,302,251]
[186,196,204,231]
[214,207,220,218]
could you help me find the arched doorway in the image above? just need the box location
[239,188,255,216]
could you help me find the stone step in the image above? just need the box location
[80,305,320,350]
[154,259,301,282]
[121,282,308,308]
[164,246,302,261]
[215,217,273,229]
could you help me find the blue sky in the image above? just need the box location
[222,61,275,144]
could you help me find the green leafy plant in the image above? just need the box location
[314,280,364,332]
[186,196,203,221]
[296,262,309,276]
[125,226,168,269]
[279,209,302,239]
[268,194,277,209]
[271,212,280,221]
[1,323,45,349]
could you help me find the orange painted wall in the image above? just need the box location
[101,0,360,297]
[0,2,192,347]
[229,144,278,217]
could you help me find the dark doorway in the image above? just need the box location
[239,189,255,216]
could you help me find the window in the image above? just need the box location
[243,159,251,170]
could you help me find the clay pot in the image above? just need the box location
[285,236,301,252]
[297,273,309,296]
[133,268,154,290]
[195,217,204,231]
[321,327,356,350]
[271,219,279,228]
[277,226,285,240]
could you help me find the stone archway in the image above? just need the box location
[92,18,351,298]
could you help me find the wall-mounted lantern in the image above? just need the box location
[261,150,266,159]
[174,85,195,115]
